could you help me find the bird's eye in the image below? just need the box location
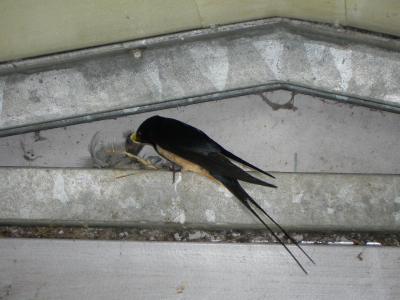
[137,131,141,136]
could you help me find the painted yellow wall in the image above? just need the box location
[0,0,399,62]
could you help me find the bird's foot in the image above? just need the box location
[169,165,182,184]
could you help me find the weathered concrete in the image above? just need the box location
[1,240,400,299]
[1,91,400,174]
[1,168,399,231]
[1,19,400,136]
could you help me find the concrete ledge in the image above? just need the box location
[1,19,400,137]
[1,168,399,231]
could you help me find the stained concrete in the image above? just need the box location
[1,168,399,231]
[1,19,400,137]
[0,16,399,236]
[1,90,399,232]
[1,91,399,175]
[1,10,400,297]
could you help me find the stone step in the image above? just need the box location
[1,168,399,232]
[1,239,399,299]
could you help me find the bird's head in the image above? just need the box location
[130,116,160,145]
[130,129,149,145]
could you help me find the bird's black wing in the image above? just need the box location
[158,118,275,178]
[220,147,275,179]
[190,152,276,188]
[155,138,276,188]
[186,150,277,188]
[149,117,276,185]
[149,117,221,153]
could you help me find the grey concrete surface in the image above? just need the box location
[1,239,399,299]
[1,168,399,231]
[1,17,399,295]
[1,19,400,136]
[1,91,399,174]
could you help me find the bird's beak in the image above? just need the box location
[130,133,138,143]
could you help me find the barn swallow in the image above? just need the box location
[130,115,315,274]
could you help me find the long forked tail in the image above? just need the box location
[220,148,276,179]
[212,173,315,274]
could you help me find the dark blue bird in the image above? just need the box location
[131,115,315,274]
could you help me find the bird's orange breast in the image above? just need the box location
[156,145,221,185]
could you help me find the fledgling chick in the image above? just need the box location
[81,131,179,170]
[81,132,141,169]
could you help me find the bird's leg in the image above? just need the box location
[170,164,182,184]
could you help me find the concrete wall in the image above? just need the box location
[1,0,400,62]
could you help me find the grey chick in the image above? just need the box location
[82,131,181,173]
[82,132,142,169]
[125,130,180,170]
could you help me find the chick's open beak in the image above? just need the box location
[130,133,138,143]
